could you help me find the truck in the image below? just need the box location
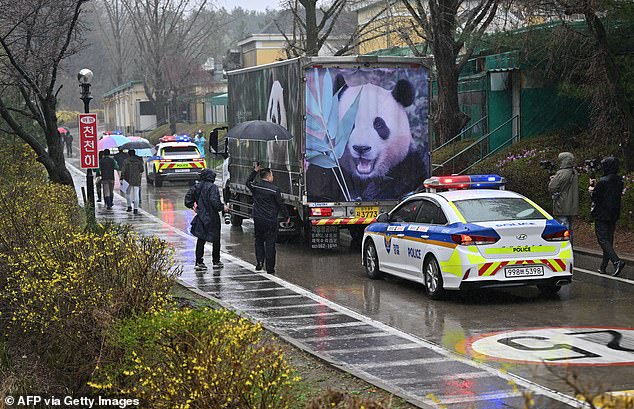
[223,56,431,249]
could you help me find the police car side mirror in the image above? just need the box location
[376,213,389,223]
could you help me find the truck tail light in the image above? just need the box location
[451,234,499,245]
[310,207,332,217]
[542,229,570,241]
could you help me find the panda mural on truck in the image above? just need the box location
[305,67,429,202]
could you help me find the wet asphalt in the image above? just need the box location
[65,155,634,409]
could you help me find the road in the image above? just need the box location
[67,151,634,408]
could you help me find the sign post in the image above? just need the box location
[79,113,98,169]
[78,68,95,224]
[79,112,98,223]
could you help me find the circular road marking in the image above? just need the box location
[465,327,634,366]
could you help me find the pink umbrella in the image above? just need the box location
[98,134,130,150]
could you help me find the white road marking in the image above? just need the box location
[240,303,324,311]
[221,294,305,302]
[299,331,392,343]
[574,267,634,284]
[292,322,367,331]
[356,357,451,369]
[265,312,344,320]
[391,371,494,385]
[432,390,525,405]
[325,343,423,355]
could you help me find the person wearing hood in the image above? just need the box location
[589,156,625,276]
[121,149,144,214]
[185,169,228,270]
[548,152,579,242]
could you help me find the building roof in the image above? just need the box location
[103,80,143,98]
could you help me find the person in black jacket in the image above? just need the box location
[246,163,289,274]
[185,169,228,270]
[96,149,119,210]
[589,156,625,276]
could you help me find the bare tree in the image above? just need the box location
[527,0,634,169]
[0,0,88,186]
[400,0,505,144]
[121,0,215,133]
[279,0,387,57]
[96,0,134,86]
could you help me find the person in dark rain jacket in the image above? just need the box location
[185,169,227,270]
[246,163,289,274]
[589,156,625,276]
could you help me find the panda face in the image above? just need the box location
[338,82,414,179]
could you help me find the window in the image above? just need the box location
[390,200,422,223]
[452,198,546,223]
[161,146,200,157]
[416,201,447,225]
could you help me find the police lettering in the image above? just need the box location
[512,246,531,253]
[407,247,422,259]
[393,243,400,255]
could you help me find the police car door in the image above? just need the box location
[385,199,423,274]
[400,199,447,277]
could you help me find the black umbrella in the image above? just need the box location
[119,140,153,150]
[225,120,294,141]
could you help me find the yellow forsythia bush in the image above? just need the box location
[90,308,300,409]
[0,144,180,391]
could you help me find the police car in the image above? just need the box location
[362,175,573,299]
[145,135,205,187]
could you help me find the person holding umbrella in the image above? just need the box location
[246,162,289,274]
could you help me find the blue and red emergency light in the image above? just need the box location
[159,134,191,143]
[423,174,505,192]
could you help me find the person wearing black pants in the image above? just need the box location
[185,169,228,270]
[589,156,625,277]
[246,164,289,274]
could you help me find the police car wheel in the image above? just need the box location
[424,257,445,300]
[538,284,561,297]
[154,176,163,187]
[364,240,383,280]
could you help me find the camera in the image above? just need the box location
[584,159,601,170]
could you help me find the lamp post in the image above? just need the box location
[78,68,95,223]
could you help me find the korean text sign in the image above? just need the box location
[79,113,99,169]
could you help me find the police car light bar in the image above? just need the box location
[423,174,506,192]
[159,134,192,143]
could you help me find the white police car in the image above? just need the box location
[362,175,573,299]
[145,135,205,187]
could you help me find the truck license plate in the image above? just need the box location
[504,265,544,278]
[355,206,379,218]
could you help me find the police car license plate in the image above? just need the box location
[355,206,379,218]
[505,265,544,278]
[174,169,190,173]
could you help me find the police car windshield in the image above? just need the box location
[162,146,199,156]
[453,198,546,223]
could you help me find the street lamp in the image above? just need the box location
[78,68,95,223]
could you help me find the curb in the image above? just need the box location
[574,246,634,263]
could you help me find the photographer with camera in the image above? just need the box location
[548,152,579,243]
[588,156,625,276]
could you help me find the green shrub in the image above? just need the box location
[91,308,299,409]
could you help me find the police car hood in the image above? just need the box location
[467,219,562,259]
